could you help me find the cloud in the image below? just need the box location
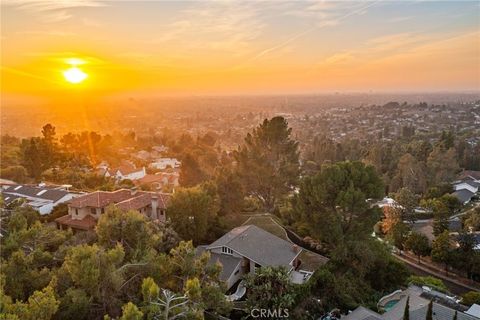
[4,0,108,22]
[147,1,267,58]
[235,1,380,69]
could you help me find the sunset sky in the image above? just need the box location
[1,0,479,97]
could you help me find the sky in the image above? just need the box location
[1,0,479,98]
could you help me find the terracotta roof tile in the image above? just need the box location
[55,214,97,230]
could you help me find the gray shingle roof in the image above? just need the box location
[209,253,242,282]
[342,306,383,320]
[453,189,475,204]
[2,185,70,202]
[207,225,300,268]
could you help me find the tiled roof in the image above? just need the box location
[117,164,142,175]
[68,189,132,208]
[68,189,171,210]
[458,170,480,180]
[55,214,97,230]
[136,174,165,184]
[116,193,151,211]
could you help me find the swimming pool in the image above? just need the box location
[383,299,400,312]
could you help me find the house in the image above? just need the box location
[135,172,179,191]
[344,285,477,320]
[466,304,480,318]
[198,225,315,291]
[1,184,79,215]
[150,158,181,170]
[457,170,480,182]
[453,189,476,205]
[104,162,146,181]
[452,171,480,205]
[55,189,170,231]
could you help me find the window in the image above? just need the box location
[222,247,233,255]
[75,209,79,216]
[90,208,96,215]
[234,269,239,276]
[101,208,105,214]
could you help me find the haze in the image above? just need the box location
[1,0,479,100]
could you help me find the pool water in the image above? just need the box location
[384,299,400,311]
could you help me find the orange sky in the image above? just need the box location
[1,1,479,99]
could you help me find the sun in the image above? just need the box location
[63,66,88,84]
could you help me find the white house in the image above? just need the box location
[104,163,146,181]
[150,158,181,170]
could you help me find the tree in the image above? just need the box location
[404,232,430,263]
[61,244,126,316]
[431,231,452,275]
[0,166,28,183]
[403,297,409,320]
[2,284,59,320]
[427,146,460,186]
[56,288,92,320]
[96,206,178,260]
[293,161,384,246]
[426,300,433,320]
[20,138,43,180]
[388,221,410,253]
[179,154,206,187]
[407,276,448,292]
[422,198,451,236]
[215,168,244,215]
[393,187,418,222]
[464,208,480,231]
[235,117,300,212]
[462,291,480,306]
[453,233,480,281]
[119,302,143,320]
[167,186,218,244]
[382,206,403,236]
[244,266,296,311]
[391,153,427,193]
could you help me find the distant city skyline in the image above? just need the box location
[1,0,479,99]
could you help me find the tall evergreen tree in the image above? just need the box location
[426,300,433,320]
[403,297,409,320]
[235,117,300,212]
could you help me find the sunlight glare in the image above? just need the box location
[63,67,88,84]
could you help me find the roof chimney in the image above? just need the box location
[151,194,158,220]
[130,187,138,196]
